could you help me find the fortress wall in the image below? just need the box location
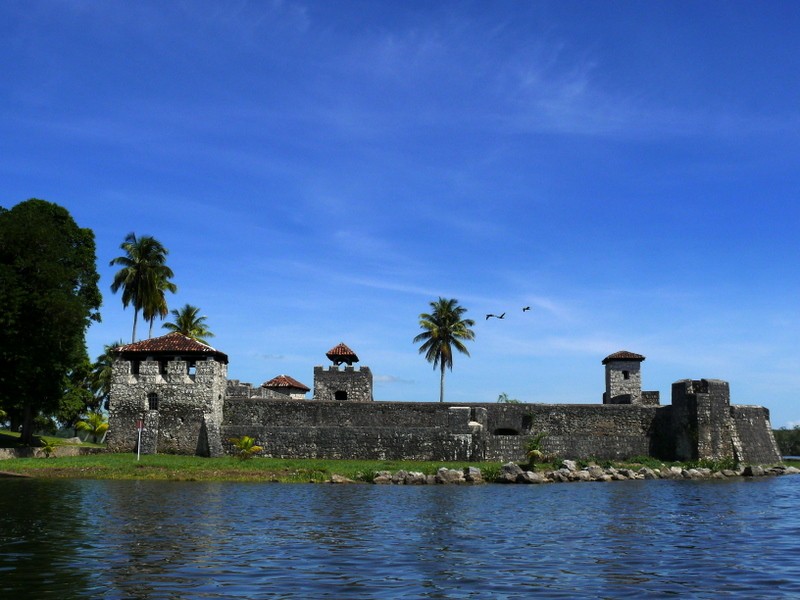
[221,398,667,462]
[223,399,464,429]
[484,403,663,461]
[222,426,476,461]
[730,405,782,464]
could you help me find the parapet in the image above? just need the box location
[314,365,372,374]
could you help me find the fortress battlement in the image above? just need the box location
[107,338,780,464]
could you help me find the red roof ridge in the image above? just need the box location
[115,332,228,363]
[602,350,646,364]
[262,374,310,392]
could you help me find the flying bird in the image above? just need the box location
[522,306,531,312]
[486,313,506,320]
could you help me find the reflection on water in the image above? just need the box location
[1,477,799,598]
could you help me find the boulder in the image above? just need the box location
[560,459,578,472]
[404,471,428,485]
[743,465,765,477]
[572,470,592,482]
[329,474,356,484]
[638,467,659,480]
[464,467,484,484]
[435,467,465,484]
[373,471,393,484]
[392,470,409,484]
[519,471,546,484]
[586,466,606,480]
[498,462,525,484]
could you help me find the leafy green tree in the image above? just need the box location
[163,304,215,345]
[413,297,476,403]
[91,340,124,411]
[57,354,96,435]
[774,426,800,457]
[76,411,109,444]
[109,233,176,343]
[0,199,101,445]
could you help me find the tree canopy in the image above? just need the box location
[110,233,176,343]
[163,304,215,345]
[413,297,475,403]
[0,199,101,444]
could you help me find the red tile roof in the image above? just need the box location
[326,342,359,364]
[602,350,645,365]
[115,332,228,363]
[262,374,310,392]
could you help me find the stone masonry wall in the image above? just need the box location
[313,365,373,402]
[604,360,642,404]
[730,405,782,464]
[221,398,665,463]
[106,358,227,455]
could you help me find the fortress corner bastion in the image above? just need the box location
[107,337,781,464]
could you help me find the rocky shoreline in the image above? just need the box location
[343,461,800,485]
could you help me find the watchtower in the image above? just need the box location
[106,332,228,456]
[602,350,646,404]
[313,342,373,402]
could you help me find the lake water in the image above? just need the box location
[1,476,799,598]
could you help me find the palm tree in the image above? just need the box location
[76,410,109,444]
[91,340,124,410]
[413,297,476,403]
[143,275,177,339]
[163,304,215,345]
[109,233,176,343]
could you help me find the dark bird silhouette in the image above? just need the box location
[522,306,531,312]
[486,312,506,320]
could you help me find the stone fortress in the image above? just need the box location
[106,333,781,465]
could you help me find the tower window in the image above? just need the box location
[148,392,159,410]
[334,390,348,401]
[622,370,630,380]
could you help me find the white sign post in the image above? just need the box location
[136,417,144,461]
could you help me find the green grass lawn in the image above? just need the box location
[0,449,496,482]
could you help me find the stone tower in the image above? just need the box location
[106,332,228,456]
[313,343,373,402]
[602,350,645,404]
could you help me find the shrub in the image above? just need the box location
[228,436,263,460]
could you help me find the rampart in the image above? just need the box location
[218,382,780,464]
[106,337,781,465]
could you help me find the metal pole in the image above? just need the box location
[136,416,143,461]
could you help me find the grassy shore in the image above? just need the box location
[0,452,499,482]
[2,431,796,483]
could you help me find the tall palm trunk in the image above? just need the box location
[131,309,139,343]
[439,363,446,403]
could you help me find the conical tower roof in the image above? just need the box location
[326,342,359,365]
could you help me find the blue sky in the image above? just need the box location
[3,1,799,427]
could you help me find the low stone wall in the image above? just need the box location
[0,446,104,459]
[731,405,782,464]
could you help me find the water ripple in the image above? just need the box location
[1,477,799,598]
